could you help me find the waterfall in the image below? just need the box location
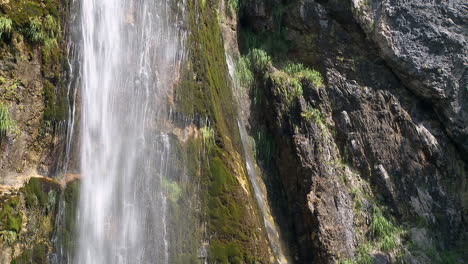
[76,0,184,263]
[226,54,291,264]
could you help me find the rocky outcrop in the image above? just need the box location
[0,0,71,180]
[0,1,76,262]
[351,0,468,155]
[237,0,467,263]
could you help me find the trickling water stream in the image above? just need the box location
[226,55,291,264]
[76,1,183,263]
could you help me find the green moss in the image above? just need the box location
[42,79,66,122]
[174,0,269,262]
[162,179,182,203]
[12,242,49,264]
[23,178,49,208]
[209,240,248,264]
[61,180,80,257]
[177,0,241,149]
[0,197,22,233]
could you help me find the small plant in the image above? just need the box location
[200,125,215,151]
[301,104,322,124]
[0,230,17,244]
[248,48,271,73]
[25,17,46,43]
[162,179,182,203]
[355,243,374,264]
[0,104,15,136]
[370,207,401,251]
[290,78,303,98]
[0,16,12,39]
[283,63,323,87]
[350,188,363,211]
[227,0,238,16]
[235,55,253,88]
[24,15,60,44]
[43,15,60,38]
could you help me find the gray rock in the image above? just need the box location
[351,0,468,154]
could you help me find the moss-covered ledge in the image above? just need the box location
[173,0,273,263]
[0,175,79,264]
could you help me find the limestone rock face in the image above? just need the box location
[351,0,468,154]
[238,0,467,263]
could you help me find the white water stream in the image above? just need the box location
[226,54,291,264]
[76,1,183,263]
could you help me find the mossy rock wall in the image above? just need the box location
[0,0,70,178]
[170,0,273,263]
[0,177,59,263]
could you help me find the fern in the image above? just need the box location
[0,16,12,39]
[0,104,15,136]
[25,17,45,43]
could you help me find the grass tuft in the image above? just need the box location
[370,207,401,251]
[0,104,15,136]
[283,63,323,87]
[248,48,271,73]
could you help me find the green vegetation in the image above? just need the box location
[301,104,323,125]
[42,80,66,122]
[0,197,22,233]
[0,230,17,244]
[175,0,269,262]
[235,48,271,89]
[283,63,323,87]
[227,0,238,16]
[59,180,80,259]
[235,55,254,88]
[269,70,303,106]
[369,207,401,251]
[12,242,48,264]
[25,17,46,42]
[201,125,215,147]
[248,48,272,73]
[0,103,15,136]
[162,179,182,203]
[25,178,49,208]
[0,0,65,128]
[0,16,12,38]
[25,15,60,44]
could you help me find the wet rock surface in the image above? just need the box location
[239,0,467,262]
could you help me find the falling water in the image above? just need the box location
[76,0,183,263]
[226,54,291,264]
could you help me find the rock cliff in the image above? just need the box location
[0,0,466,263]
[233,0,466,263]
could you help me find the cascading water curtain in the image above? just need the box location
[77,0,183,263]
